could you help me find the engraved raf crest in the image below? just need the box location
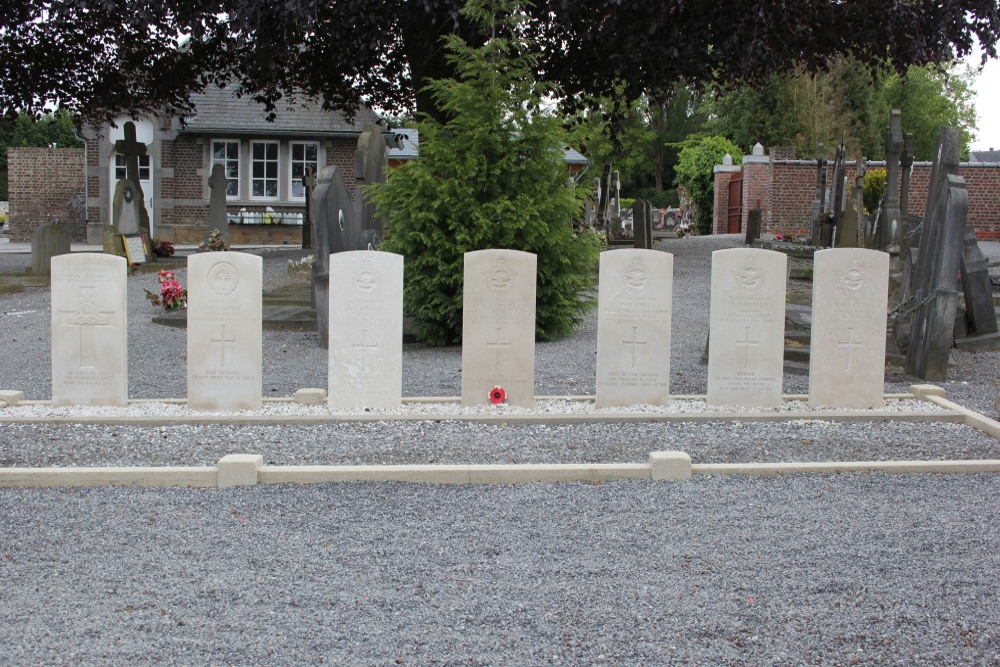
[621,257,650,293]
[842,261,866,292]
[735,264,763,291]
[355,256,379,293]
[484,258,515,295]
[208,261,238,296]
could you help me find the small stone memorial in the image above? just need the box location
[31,223,71,276]
[595,249,673,407]
[51,253,128,406]
[808,249,889,408]
[311,165,360,346]
[328,250,403,410]
[707,248,787,407]
[461,249,537,407]
[187,252,263,410]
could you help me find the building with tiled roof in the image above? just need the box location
[81,83,384,244]
[970,148,1000,163]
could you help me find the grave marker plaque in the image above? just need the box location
[328,251,403,410]
[187,252,263,410]
[461,249,536,407]
[809,249,889,408]
[707,248,786,407]
[595,249,673,407]
[51,254,128,406]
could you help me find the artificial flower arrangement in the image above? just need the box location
[144,270,188,310]
[200,228,230,252]
[151,238,176,258]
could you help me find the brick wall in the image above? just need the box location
[325,137,358,197]
[715,151,1000,240]
[7,147,86,242]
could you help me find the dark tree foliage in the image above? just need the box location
[1,0,997,125]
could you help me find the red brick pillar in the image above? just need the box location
[741,143,771,233]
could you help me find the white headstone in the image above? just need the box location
[187,252,263,410]
[461,249,537,407]
[809,248,889,408]
[328,250,403,410]
[51,253,128,406]
[707,248,787,407]
[595,249,673,407]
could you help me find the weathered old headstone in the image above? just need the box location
[838,159,866,248]
[609,170,622,223]
[808,249,889,408]
[207,163,231,244]
[905,127,966,380]
[633,199,653,249]
[31,223,71,276]
[301,167,316,249]
[311,165,360,346]
[744,209,762,246]
[957,227,1000,346]
[51,253,128,406]
[707,248,787,407]
[595,249,673,407]
[875,110,904,252]
[187,252,263,410]
[824,143,846,247]
[109,121,151,252]
[354,123,389,247]
[328,250,403,410]
[808,144,828,244]
[596,164,612,227]
[461,249,537,407]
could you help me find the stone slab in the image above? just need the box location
[809,248,890,408]
[50,253,128,406]
[707,248,787,407]
[595,249,673,407]
[461,249,537,407]
[328,251,403,410]
[187,252,263,410]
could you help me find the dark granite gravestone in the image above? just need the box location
[744,209,762,246]
[808,145,828,244]
[957,227,1000,348]
[353,123,389,248]
[31,223,71,276]
[875,110,903,252]
[207,163,231,244]
[311,165,359,346]
[825,143,847,247]
[633,199,652,250]
[905,127,967,380]
[301,167,316,249]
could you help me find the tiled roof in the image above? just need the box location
[970,149,1000,163]
[388,128,589,165]
[179,83,380,136]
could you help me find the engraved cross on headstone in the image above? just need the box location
[353,329,378,372]
[736,326,760,369]
[838,327,863,371]
[61,286,114,369]
[487,327,511,371]
[622,326,647,369]
[114,121,147,187]
[211,325,236,367]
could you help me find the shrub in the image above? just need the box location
[863,168,887,215]
[375,0,599,346]
[674,135,742,235]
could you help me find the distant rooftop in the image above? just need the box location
[970,148,1000,163]
[179,83,380,137]
[388,128,589,165]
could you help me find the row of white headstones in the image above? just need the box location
[49,246,889,411]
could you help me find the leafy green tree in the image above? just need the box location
[375,0,600,346]
[881,65,978,159]
[673,135,742,235]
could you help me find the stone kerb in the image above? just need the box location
[50,253,129,406]
[187,252,263,410]
[595,249,673,407]
[328,250,403,410]
[461,249,537,407]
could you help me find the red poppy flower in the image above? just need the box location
[489,386,506,404]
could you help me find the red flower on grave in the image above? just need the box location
[489,386,506,404]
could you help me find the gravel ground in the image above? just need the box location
[1,235,999,664]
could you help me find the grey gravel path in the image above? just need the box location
[1,235,999,665]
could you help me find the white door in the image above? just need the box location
[109,117,155,236]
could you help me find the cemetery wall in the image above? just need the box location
[715,155,1000,240]
[7,147,86,242]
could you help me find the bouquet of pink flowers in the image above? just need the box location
[144,270,188,310]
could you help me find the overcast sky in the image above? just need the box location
[966,43,1000,151]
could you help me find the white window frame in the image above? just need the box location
[114,153,151,181]
[211,139,241,200]
[250,140,280,200]
[289,141,319,201]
